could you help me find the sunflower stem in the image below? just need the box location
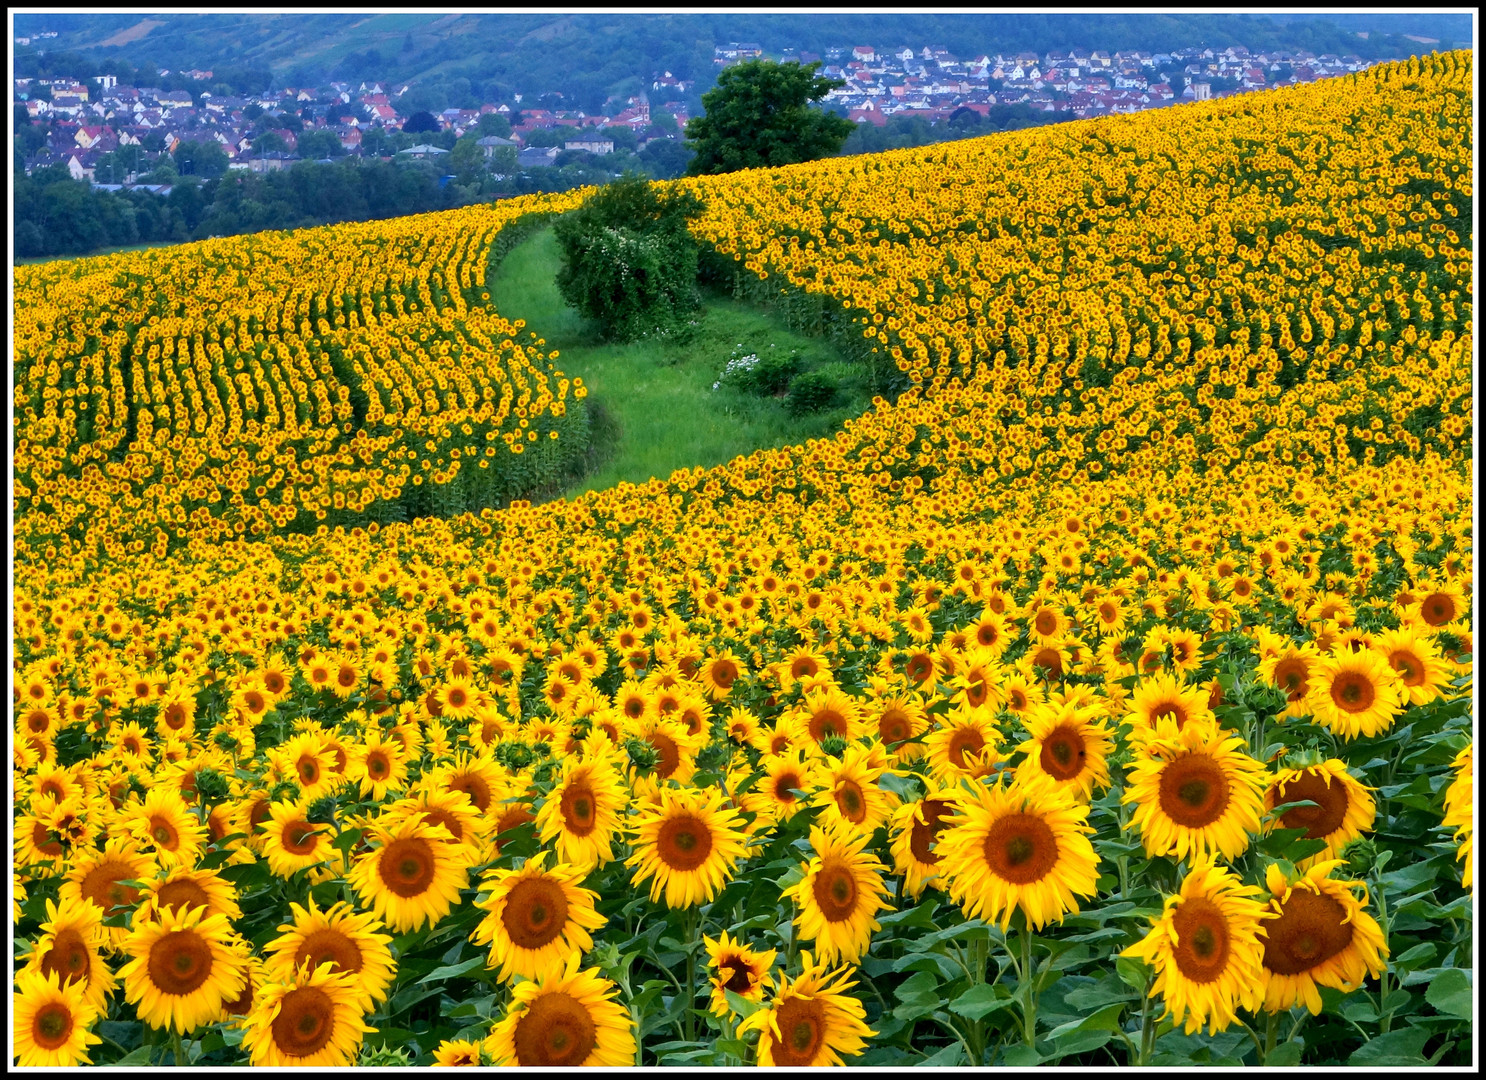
[1263,1009,1279,1062]
[1286,1008,1308,1045]
[1019,922,1037,1048]
[171,1030,188,1067]
[683,904,699,1044]
[1137,974,1155,1066]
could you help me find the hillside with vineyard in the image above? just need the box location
[11,51,1472,1068]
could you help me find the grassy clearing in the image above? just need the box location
[492,226,871,500]
[13,238,186,267]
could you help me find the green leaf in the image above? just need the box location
[1424,968,1472,1020]
[1002,1044,1042,1066]
[878,902,938,930]
[1266,1040,1304,1066]
[1347,1028,1431,1066]
[919,1041,964,1065]
[331,827,363,856]
[1045,1001,1127,1040]
[115,1046,156,1065]
[723,988,761,1019]
[895,970,940,1001]
[1115,955,1150,990]
[1394,941,1437,970]
[422,954,489,982]
[948,983,1013,1021]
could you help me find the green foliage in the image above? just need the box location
[714,343,804,396]
[684,60,856,176]
[553,173,704,342]
[787,369,840,415]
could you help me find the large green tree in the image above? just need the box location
[683,59,853,176]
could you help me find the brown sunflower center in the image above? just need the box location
[1035,610,1059,636]
[494,806,535,854]
[908,799,949,865]
[1158,754,1231,828]
[771,996,826,1066]
[367,752,390,779]
[148,815,180,851]
[1171,896,1231,983]
[270,985,335,1058]
[379,837,437,898]
[1032,647,1064,677]
[906,654,934,682]
[1420,592,1456,627]
[40,929,90,985]
[281,821,321,856]
[711,660,738,688]
[155,878,212,916]
[647,733,681,778]
[1038,724,1087,780]
[501,877,570,950]
[879,708,911,744]
[1262,888,1354,975]
[559,781,598,837]
[1387,650,1424,686]
[1275,770,1350,840]
[656,813,714,872]
[33,1003,74,1049]
[982,812,1059,884]
[81,862,140,915]
[720,958,753,993]
[1272,658,1311,699]
[808,709,846,742]
[1150,700,1189,729]
[295,927,363,976]
[512,991,597,1066]
[946,728,985,770]
[31,820,63,857]
[1329,672,1376,713]
[835,780,867,823]
[812,859,861,921]
[296,755,320,786]
[147,929,214,996]
[774,772,802,804]
[449,773,492,812]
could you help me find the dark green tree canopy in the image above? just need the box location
[683,60,854,176]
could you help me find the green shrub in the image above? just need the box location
[714,343,804,396]
[553,173,704,342]
[787,370,840,415]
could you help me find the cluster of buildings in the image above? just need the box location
[15,37,1394,183]
[720,41,1384,123]
[15,68,690,183]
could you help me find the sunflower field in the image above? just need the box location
[11,51,1473,1068]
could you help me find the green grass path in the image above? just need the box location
[492,226,866,500]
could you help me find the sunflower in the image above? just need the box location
[1013,698,1116,801]
[1257,860,1387,1014]
[1264,759,1375,867]
[275,731,339,801]
[349,728,409,801]
[485,953,636,1067]
[704,931,777,1017]
[347,814,470,934]
[472,851,607,982]
[1442,742,1473,891]
[699,649,745,699]
[385,785,492,865]
[737,950,875,1067]
[263,898,396,1012]
[627,786,751,909]
[432,750,507,817]
[240,961,374,1067]
[1121,855,1270,1035]
[1305,649,1405,740]
[887,785,959,899]
[626,713,704,787]
[120,904,247,1033]
[936,773,1099,930]
[21,898,118,1015]
[135,866,244,926]
[872,694,928,760]
[788,686,865,751]
[261,800,333,879]
[12,967,103,1067]
[433,1037,488,1066]
[121,787,208,869]
[747,749,815,826]
[1123,716,1267,862]
[923,706,1003,783]
[1371,626,1453,706]
[782,824,893,965]
[809,742,899,835]
[536,752,628,872]
[1256,641,1323,720]
[1123,671,1217,740]
[59,838,153,951]
[1407,578,1465,628]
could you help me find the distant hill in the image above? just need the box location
[13,11,1459,116]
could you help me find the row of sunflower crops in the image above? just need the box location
[12,50,1472,1067]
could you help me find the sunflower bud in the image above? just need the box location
[306,796,338,825]
[624,737,659,773]
[819,734,848,759]
[193,766,231,804]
